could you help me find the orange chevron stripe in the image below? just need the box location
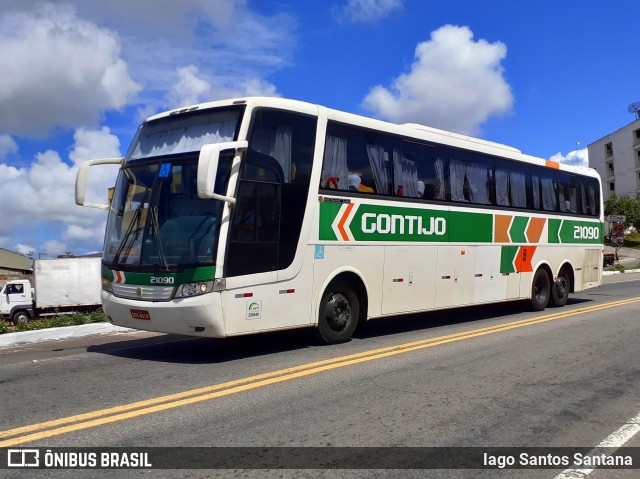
[337,203,354,241]
[494,215,512,243]
[526,217,546,243]
[514,246,536,273]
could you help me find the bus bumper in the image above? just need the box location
[101,290,226,337]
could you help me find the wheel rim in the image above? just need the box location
[325,292,351,332]
[534,275,548,304]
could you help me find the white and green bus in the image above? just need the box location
[76,97,603,344]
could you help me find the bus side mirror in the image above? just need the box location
[76,158,123,209]
[197,141,248,203]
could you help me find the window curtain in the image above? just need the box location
[495,168,510,206]
[558,184,566,212]
[131,120,237,159]
[580,184,588,215]
[496,169,526,208]
[466,162,490,204]
[531,175,541,210]
[434,158,446,200]
[510,171,527,207]
[252,128,292,182]
[587,185,596,215]
[393,149,418,197]
[449,159,466,202]
[321,136,348,190]
[366,144,390,194]
[541,177,557,211]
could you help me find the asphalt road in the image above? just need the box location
[1,275,640,479]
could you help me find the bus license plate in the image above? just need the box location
[130,309,150,320]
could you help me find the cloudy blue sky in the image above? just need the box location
[0,0,638,257]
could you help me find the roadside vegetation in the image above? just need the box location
[604,231,640,272]
[0,311,107,335]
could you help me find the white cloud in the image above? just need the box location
[168,66,212,108]
[336,0,403,23]
[0,135,18,159]
[0,127,121,255]
[75,0,294,114]
[166,65,281,109]
[69,127,122,166]
[0,3,141,137]
[362,25,514,136]
[549,148,589,168]
[15,244,36,257]
[1,1,295,131]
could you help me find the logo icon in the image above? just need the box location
[8,449,40,467]
[136,287,143,297]
[246,301,262,320]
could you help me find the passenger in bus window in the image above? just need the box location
[347,174,361,191]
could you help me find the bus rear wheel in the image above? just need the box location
[530,268,550,311]
[317,278,359,344]
[549,269,570,307]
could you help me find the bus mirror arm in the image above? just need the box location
[75,158,124,209]
[197,141,248,203]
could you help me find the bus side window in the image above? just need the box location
[322,123,391,195]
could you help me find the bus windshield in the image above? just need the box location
[103,106,243,271]
[103,157,231,271]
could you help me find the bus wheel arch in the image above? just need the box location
[316,272,368,344]
[550,263,573,308]
[529,264,552,311]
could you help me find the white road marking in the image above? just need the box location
[554,409,640,478]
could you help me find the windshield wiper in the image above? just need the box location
[111,205,143,268]
[150,205,170,272]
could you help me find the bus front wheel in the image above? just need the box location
[530,268,550,311]
[317,278,359,344]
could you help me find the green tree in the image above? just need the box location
[604,194,640,231]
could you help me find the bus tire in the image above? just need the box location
[11,310,31,326]
[317,278,359,344]
[549,269,570,307]
[530,268,550,311]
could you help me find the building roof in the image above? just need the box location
[0,248,32,272]
[587,118,640,146]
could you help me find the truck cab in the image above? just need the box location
[0,280,34,325]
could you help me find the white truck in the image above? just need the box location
[0,257,102,325]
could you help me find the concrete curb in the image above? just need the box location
[0,323,133,349]
[602,268,640,276]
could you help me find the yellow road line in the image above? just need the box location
[2,297,639,446]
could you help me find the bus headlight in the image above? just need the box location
[176,281,214,297]
[102,278,113,293]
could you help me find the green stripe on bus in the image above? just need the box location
[558,220,603,244]
[500,246,517,273]
[319,202,340,241]
[319,202,492,243]
[102,265,216,286]
[509,216,528,243]
[319,201,603,245]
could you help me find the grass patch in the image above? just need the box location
[606,263,626,273]
[1,311,107,334]
[623,232,640,249]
